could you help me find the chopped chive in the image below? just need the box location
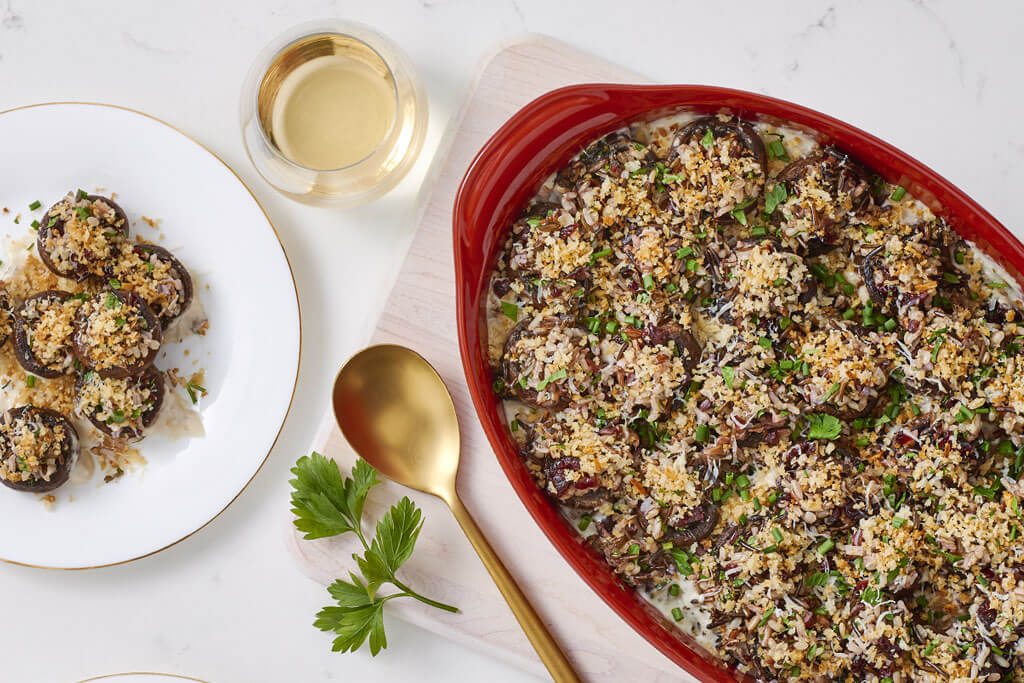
[890,186,906,201]
[28,200,40,211]
[578,515,592,531]
[642,273,655,291]
[817,539,835,555]
[695,424,710,443]
[668,584,680,597]
[25,375,34,388]
[671,607,684,622]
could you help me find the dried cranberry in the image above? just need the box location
[492,278,511,297]
[543,457,580,496]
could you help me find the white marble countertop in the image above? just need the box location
[1,1,1022,681]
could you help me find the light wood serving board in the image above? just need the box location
[286,35,699,682]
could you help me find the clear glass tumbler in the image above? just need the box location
[240,20,428,208]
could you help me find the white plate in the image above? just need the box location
[0,103,300,569]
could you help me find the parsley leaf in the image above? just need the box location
[290,452,370,540]
[807,413,842,440]
[314,575,387,655]
[500,300,518,321]
[291,453,457,657]
[764,184,788,214]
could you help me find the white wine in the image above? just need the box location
[244,23,428,207]
[269,52,396,170]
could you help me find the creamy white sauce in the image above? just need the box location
[149,383,205,439]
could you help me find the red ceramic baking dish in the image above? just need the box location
[452,84,1024,681]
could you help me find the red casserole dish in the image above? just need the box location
[452,84,1024,681]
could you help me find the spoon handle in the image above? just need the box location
[447,494,581,683]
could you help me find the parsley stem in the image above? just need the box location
[390,579,458,613]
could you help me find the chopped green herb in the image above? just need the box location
[28,200,41,211]
[890,186,906,201]
[764,184,788,214]
[535,368,566,392]
[694,424,710,443]
[700,129,714,150]
[808,414,842,440]
[764,133,789,162]
[500,301,518,321]
[185,381,208,405]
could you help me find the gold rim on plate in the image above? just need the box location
[0,101,303,571]
[78,673,209,683]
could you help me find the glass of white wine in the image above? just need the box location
[240,20,428,208]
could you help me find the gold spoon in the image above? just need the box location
[332,344,580,683]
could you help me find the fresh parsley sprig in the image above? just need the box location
[290,452,458,656]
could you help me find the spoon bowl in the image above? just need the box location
[332,344,459,500]
[331,344,580,683]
